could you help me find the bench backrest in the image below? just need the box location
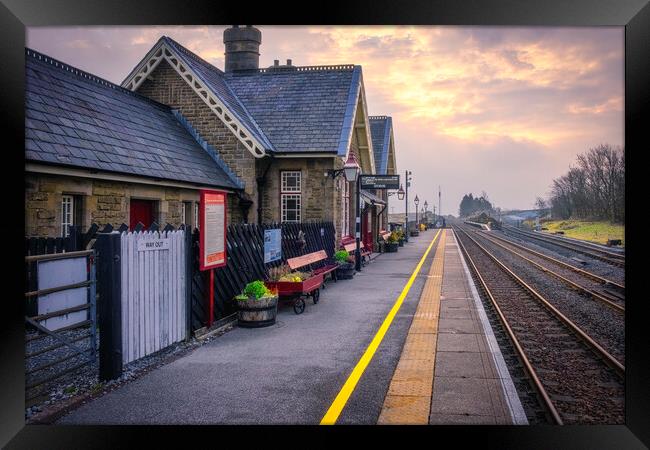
[287,249,327,270]
[343,241,366,253]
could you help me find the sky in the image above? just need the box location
[26,26,624,215]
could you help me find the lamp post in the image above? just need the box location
[388,184,405,232]
[424,200,428,226]
[414,195,420,230]
[405,171,412,242]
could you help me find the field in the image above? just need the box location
[523,219,625,246]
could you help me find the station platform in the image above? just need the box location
[378,229,528,425]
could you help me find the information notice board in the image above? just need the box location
[199,190,227,271]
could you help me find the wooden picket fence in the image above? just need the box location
[189,221,336,331]
[119,229,189,364]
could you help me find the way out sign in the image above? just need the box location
[199,190,227,271]
[137,239,170,251]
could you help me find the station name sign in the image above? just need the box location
[360,174,400,190]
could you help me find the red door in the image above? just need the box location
[130,199,154,229]
[362,209,373,252]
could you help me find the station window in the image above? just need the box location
[61,194,83,237]
[281,170,301,223]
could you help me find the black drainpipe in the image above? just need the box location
[256,154,275,226]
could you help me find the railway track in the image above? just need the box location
[503,225,625,268]
[470,229,625,312]
[453,225,624,424]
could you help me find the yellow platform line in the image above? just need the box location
[377,229,447,424]
[320,229,442,425]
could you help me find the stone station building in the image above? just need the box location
[25,26,401,248]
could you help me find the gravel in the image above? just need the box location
[499,229,625,285]
[473,231,625,364]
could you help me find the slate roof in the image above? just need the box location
[369,116,392,175]
[160,37,274,151]
[128,37,363,156]
[224,65,360,155]
[25,48,242,190]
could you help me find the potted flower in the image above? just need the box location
[235,280,278,328]
[397,230,405,247]
[385,232,399,252]
[334,250,355,280]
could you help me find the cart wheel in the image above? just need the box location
[293,298,306,314]
[312,288,320,304]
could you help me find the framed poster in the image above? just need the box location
[264,228,282,263]
[199,190,227,271]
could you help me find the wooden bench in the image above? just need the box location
[288,250,338,287]
[341,236,371,265]
[380,230,392,241]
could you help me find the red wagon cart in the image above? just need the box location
[265,250,335,314]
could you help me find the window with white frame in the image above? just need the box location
[281,170,301,223]
[61,195,74,237]
[180,202,186,226]
[194,201,199,230]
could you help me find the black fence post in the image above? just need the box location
[96,232,122,381]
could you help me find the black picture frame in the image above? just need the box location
[2,0,647,448]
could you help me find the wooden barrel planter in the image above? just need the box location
[336,262,356,280]
[236,295,278,328]
[398,239,404,247]
[385,242,399,252]
[410,230,420,237]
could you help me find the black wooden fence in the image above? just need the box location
[26,220,337,334]
[190,221,336,331]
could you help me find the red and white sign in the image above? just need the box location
[199,190,227,271]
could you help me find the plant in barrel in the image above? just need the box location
[334,249,355,280]
[385,231,400,253]
[235,280,279,328]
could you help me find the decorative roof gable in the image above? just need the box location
[121,37,271,158]
[369,116,396,175]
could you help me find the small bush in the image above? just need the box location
[241,280,273,300]
[334,250,349,263]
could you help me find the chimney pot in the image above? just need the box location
[274,59,279,66]
[223,25,261,72]
[286,59,292,66]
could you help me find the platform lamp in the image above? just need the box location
[325,153,361,270]
[414,195,420,230]
[388,184,405,233]
[424,200,428,225]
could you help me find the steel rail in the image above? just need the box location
[486,230,624,290]
[455,225,624,377]
[453,227,563,425]
[503,225,625,267]
[468,229,624,313]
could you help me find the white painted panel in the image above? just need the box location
[38,257,87,331]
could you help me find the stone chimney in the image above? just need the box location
[223,25,261,72]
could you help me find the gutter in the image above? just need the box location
[256,153,275,225]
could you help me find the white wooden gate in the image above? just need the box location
[120,230,187,364]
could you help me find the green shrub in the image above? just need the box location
[241,280,272,300]
[334,250,349,263]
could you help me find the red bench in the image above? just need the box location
[379,230,391,241]
[341,236,371,265]
[288,249,338,287]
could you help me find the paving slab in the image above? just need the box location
[429,231,528,425]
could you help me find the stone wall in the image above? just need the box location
[25,173,201,237]
[136,60,255,224]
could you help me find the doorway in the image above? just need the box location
[129,199,155,229]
